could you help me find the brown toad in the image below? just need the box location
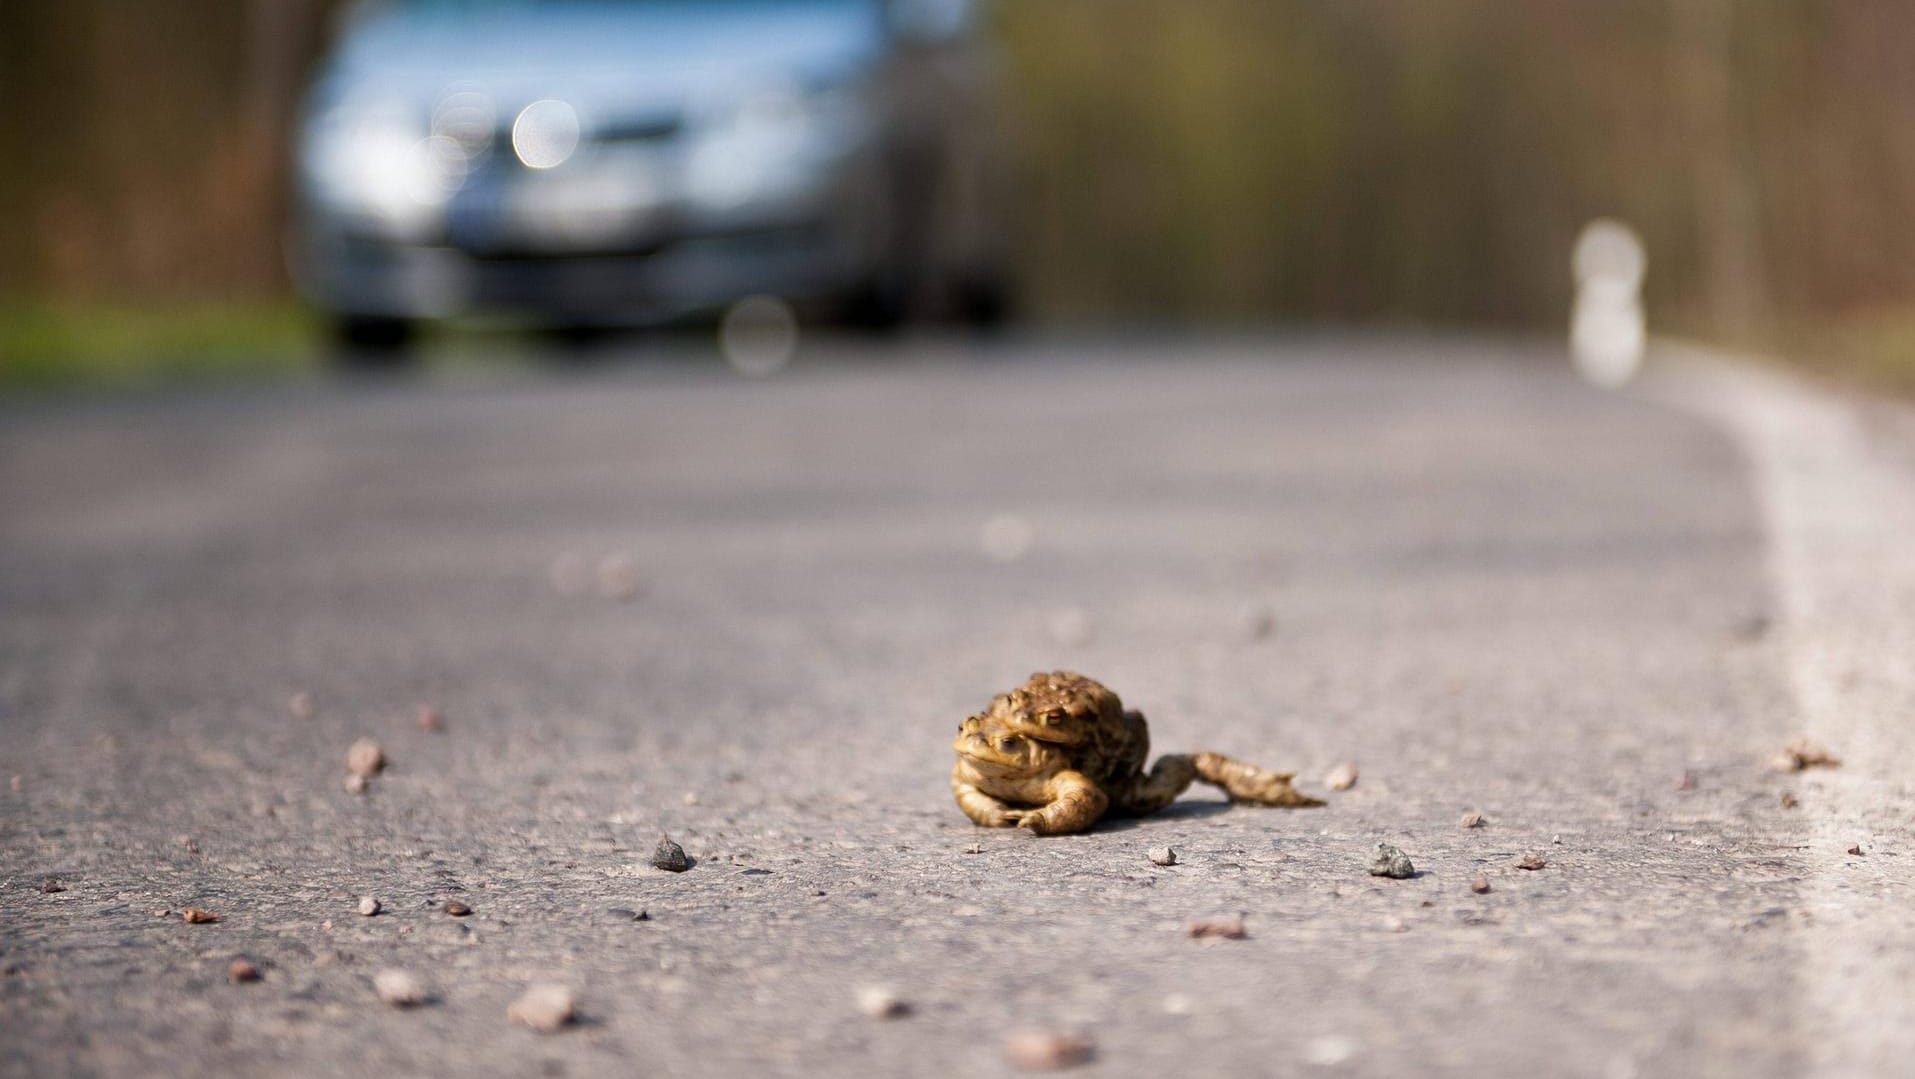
[951,671,1323,835]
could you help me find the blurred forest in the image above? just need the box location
[4,0,1915,359]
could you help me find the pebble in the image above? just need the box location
[1368,842,1415,879]
[979,514,1034,563]
[1324,762,1359,791]
[373,969,428,1007]
[652,836,691,872]
[856,985,910,1019]
[228,957,261,983]
[345,738,386,778]
[358,896,381,917]
[181,907,219,924]
[1470,875,1491,894]
[443,900,472,916]
[1004,1029,1093,1071]
[416,705,444,733]
[507,984,578,1033]
[9,775,21,793]
[41,879,65,894]
[1148,847,1177,867]
[605,907,650,922]
[1303,1034,1358,1067]
[1514,851,1547,871]
[1240,605,1276,640]
[1675,770,1698,791]
[1780,792,1799,809]
[1847,843,1865,856]
[1459,811,1485,829]
[1771,738,1841,772]
[288,691,316,720]
[596,553,641,602]
[343,773,369,795]
[1187,916,1248,940]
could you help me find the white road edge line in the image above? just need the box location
[1650,341,1915,1076]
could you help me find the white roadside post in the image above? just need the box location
[1570,219,1648,388]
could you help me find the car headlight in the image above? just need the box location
[686,79,865,212]
[511,99,583,171]
[302,99,470,236]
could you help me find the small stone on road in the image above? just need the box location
[507,984,578,1033]
[1186,916,1248,939]
[1770,738,1840,772]
[345,738,385,778]
[373,969,428,1008]
[1368,843,1415,879]
[1005,1030,1092,1071]
[652,836,691,872]
[856,985,909,1019]
[596,553,641,602]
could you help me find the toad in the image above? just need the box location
[951,671,1322,835]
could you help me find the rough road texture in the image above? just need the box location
[2,337,1910,1077]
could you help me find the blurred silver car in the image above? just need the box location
[293,0,1010,359]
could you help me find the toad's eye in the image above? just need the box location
[1041,712,1065,726]
[996,737,1021,752]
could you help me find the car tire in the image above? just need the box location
[329,315,418,370]
[955,267,1015,330]
[834,272,911,334]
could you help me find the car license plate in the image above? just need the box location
[446,183,508,252]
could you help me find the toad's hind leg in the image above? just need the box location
[1115,755,1199,815]
[1193,751,1325,807]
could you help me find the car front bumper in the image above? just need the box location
[295,221,869,326]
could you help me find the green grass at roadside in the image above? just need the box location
[1780,308,1915,397]
[0,300,321,394]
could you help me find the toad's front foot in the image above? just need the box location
[1013,774,1110,835]
[953,779,1023,828]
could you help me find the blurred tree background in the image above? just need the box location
[3,0,1915,383]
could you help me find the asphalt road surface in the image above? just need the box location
[4,335,1913,1078]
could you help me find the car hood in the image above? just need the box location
[314,0,886,120]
